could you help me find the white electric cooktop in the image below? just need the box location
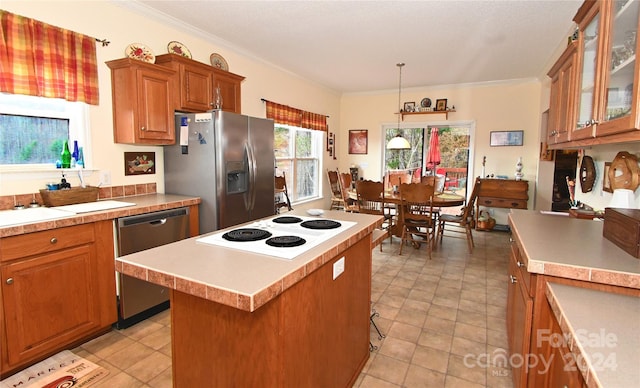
[196,215,356,260]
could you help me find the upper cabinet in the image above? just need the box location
[155,54,244,114]
[548,0,640,148]
[107,58,176,145]
[547,42,577,144]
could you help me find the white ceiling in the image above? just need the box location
[126,0,583,93]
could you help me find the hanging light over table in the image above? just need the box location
[387,63,411,150]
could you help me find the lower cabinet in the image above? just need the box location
[538,298,586,388]
[170,236,372,387]
[506,239,534,387]
[0,221,117,377]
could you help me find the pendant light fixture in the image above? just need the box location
[387,63,411,150]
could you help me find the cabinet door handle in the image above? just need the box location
[141,126,146,131]
[6,278,13,285]
[50,237,58,244]
[509,275,517,284]
[516,261,524,268]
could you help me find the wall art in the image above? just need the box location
[124,152,155,175]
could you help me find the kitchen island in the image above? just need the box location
[116,210,384,387]
[507,210,640,387]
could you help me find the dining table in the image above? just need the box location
[347,189,465,238]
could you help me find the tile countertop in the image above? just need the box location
[508,210,640,289]
[0,194,201,238]
[546,283,640,388]
[115,210,384,312]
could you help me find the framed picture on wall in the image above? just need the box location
[435,99,448,111]
[124,152,155,175]
[490,130,524,146]
[348,129,368,154]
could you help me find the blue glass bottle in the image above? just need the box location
[71,141,79,167]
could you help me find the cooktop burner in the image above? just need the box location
[272,216,303,224]
[197,215,356,260]
[301,219,341,229]
[266,235,306,247]
[222,228,272,242]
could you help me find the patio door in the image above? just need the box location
[383,122,473,198]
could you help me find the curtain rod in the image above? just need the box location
[261,98,329,118]
[95,38,110,47]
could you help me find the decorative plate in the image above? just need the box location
[125,43,155,63]
[167,41,192,58]
[210,53,229,71]
[420,97,432,108]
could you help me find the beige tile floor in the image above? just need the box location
[73,230,514,388]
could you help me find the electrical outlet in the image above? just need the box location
[100,170,111,186]
[333,257,345,280]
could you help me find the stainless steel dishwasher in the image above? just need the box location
[116,207,190,329]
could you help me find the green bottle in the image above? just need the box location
[61,140,71,168]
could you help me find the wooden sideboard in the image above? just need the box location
[476,179,528,227]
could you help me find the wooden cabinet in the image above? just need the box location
[170,236,371,387]
[0,222,117,377]
[106,58,176,145]
[506,239,535,388]
[547,42,577,144]
[549,0,640,148]
[538,298,587,388]
[476,179,528,228]
[155,54,244,114]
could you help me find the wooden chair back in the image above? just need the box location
[356,180,385,216]
[420,175,436,186]
[275,172,292,211]
[460,177,481,224]
[327,169,343,199]
[399,183,436,226]
[385,170,411,190]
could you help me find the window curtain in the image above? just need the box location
[0,11,99,105]
[265,100,327,132]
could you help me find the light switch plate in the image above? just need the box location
[333,257,345,280]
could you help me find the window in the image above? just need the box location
[274,124,323,203]
[0,93,91,169]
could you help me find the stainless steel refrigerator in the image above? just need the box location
[164,110,275,234]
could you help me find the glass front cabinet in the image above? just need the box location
[573,0,640,140]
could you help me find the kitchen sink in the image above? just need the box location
[53,200,135,213]
[0,207,76,228]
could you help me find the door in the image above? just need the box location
[249,116,276,220]
[217,111,251,229]
[165,114,219,234]
[137,67,174,142]
[2,246,101,365]
[506,255,533,388]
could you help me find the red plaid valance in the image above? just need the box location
[0,11,99,105]
[265,100,327,132]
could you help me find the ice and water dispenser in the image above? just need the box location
[226,160,248,194]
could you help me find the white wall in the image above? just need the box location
[1,1,340,213]
[340,80,543,225]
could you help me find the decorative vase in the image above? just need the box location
[515,157,524,181]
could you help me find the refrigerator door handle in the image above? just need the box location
[245,142,257,211]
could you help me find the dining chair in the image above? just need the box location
[275,172,293,213]
[398,183,437,259]
[420,175,436,186]
[339,172,359,212]
[436,177,481,253]
[327,169,345,210]
[356,180,393,250]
